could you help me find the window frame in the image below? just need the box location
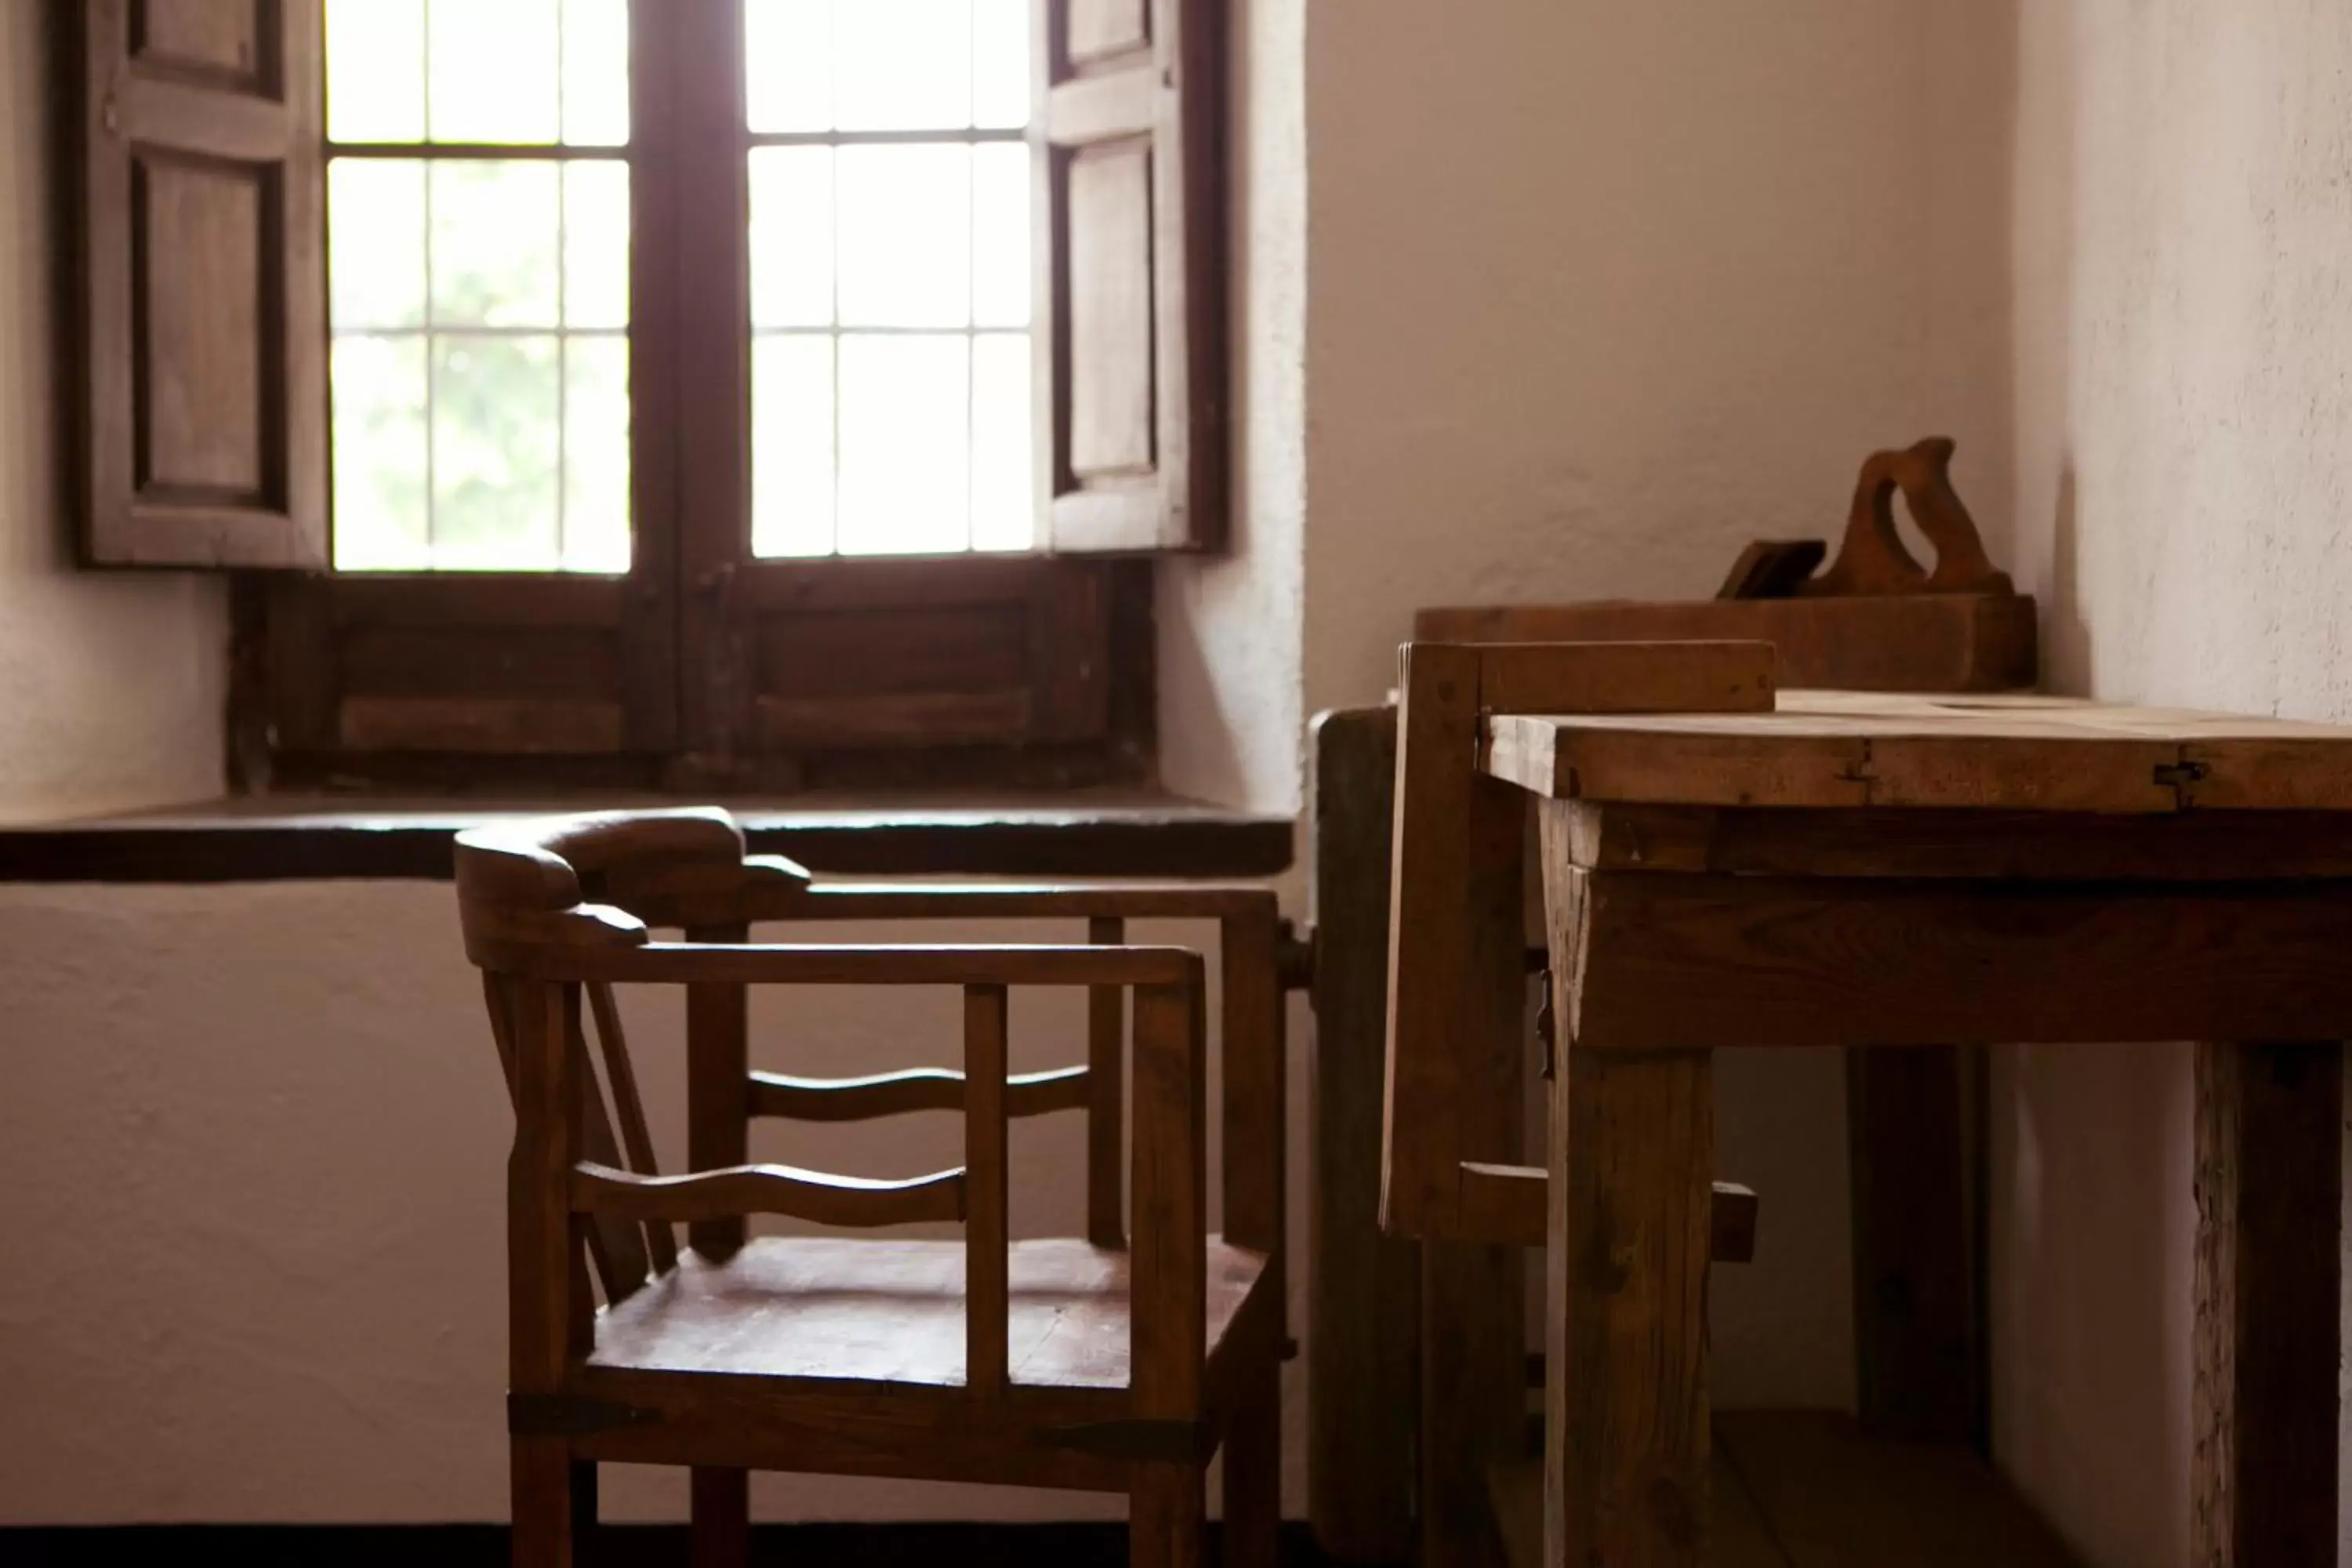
[74,0,1225,794]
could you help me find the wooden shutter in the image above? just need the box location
[1035,0,1227,553]
[74,0,327,567]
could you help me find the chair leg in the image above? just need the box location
[1133,1461,1208,1568]
[1223,1362,1281,1568]
[511,1438,575,1568]
[691,1466,751,1568]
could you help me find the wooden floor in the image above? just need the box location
[1490,1410,2080,1568]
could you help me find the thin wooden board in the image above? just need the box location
[1486,691,2352,813]
[1716,1410,2080,1567]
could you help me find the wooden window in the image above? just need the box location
[67,0,1225,791]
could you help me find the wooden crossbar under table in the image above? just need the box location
[1388,676,2352,1566]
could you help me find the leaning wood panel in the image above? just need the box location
[1454,1162,1758,1264]
[570,1161,967,1228]
[1566,869,2352,1051]
[2192,1040,2344,1566]
[1305,707,1419,1563]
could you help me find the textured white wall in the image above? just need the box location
[1157,0,1306,818]
[0,2,226,821]
[2001,5,2352,1563]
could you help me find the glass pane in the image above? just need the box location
[564,339,632,571]
[837,145,969,327]
[837,334,967,554]
[432,334,562,569]
[753,336,837,557]
[429,0,560,143]
[971,142,1028,327]
[744,0,833,133]
[432,162,561,327]
[971,332,1032,550]
[561,0,631,145]
[971,0,1029,129]
[325,0,426,143]
[328,161,426,329]
[836,0,971,131]
[331,336,430,569]
[564,162,630,328]
[749,148,834,328]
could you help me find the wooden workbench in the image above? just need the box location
[1385,657,2351,1566]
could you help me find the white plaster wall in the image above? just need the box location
[2001,5,2352,1563]
[1295,0,2020,1413]
[0,0,227,820]
[1157,0,1307,819]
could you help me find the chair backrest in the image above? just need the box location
[1378,641,1777,1242]
[457,808,1216,1400]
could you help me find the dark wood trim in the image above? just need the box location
[0,797,1294,883]
[0,1521,1329,1568]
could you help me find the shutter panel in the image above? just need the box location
[1036,0,1227,553]
[74,0,327,567]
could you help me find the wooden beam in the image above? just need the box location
[1567,872,2352,1051]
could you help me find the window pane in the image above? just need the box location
[433,335,563,569]
[971,0,1029,129]
[753,336,837,557]
[430,0,561,143]
[433,162,561,328]
[325,0,426,143]
[331,336,430,569]
[749,148,834,328]
[837,334,968,554]
[971,142,1029,328]
[836,0,971,131]
[329,162,426,329]
[564,162,630,329]
[561,0,631,146]
[744,0,833,133]
[837,145,970,328]
[564,339,632,571]
[971,333,1033,550]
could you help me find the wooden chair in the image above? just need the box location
[456,808,1287,1568]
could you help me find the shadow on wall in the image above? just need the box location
[1991,1040,2194,1564]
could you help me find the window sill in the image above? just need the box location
[0,789,1294,884]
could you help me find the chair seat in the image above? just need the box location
[590,1235,1272,1392]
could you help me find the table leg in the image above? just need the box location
[1544,1044,1714,1566]
[2193,1039,2343,1566]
